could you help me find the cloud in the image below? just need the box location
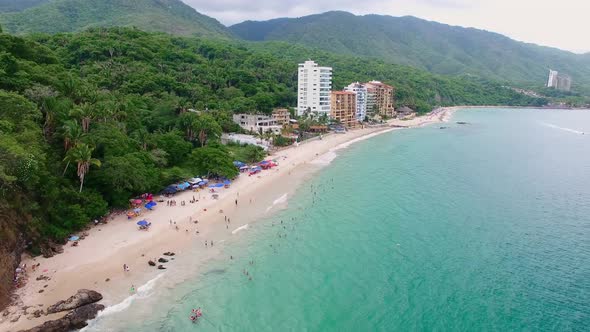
[181,0,590,53]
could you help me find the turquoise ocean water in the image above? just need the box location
[86,108,590,331]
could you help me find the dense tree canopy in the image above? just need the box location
[0,27,547,250]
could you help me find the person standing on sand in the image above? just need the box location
[235,199,238,206]
[130,284,135,294]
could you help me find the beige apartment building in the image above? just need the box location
[365,81,395,118]
[330,91,358,128]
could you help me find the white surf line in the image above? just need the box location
[231,224,249,235]
[541,122,585,135]
[80,272,166,331]
[311,127,399,166]
[265,193,288,212]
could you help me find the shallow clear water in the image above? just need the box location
[87,108,590,331]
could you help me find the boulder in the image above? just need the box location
[21,303,104,332]
[46,289,102,314]
[158,258,168,263]
[32,310,44,318]
[157,265,166,270]
[148,260,156,266]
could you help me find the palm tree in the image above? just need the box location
[178,112,198,141]
[131,128,151,150]
[61,120,84,175]
[63,144,101,192]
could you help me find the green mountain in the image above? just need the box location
[0,0,232,38]
[230,11,590,93]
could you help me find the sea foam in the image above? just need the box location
[265,193,288,212]
[80,272,165,331]
[231,224,249,234]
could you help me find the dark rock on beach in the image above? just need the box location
[21,303,105,332]
[157,265,166,270]
[148,260,156,266]
[158,258,168,263]
[46,289,103,314]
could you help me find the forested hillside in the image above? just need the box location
[0,0,232,38]
[246,41,547,111]
[231,11,590,94]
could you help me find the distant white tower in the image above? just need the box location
[547,69,559,88]
[297,61,332,116]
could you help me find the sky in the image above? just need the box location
[182,0,590,54]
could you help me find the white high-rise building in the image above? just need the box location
[344,82,368,121]
[547,70,559,88]
[547,69,572,91]
[297,61,332,116]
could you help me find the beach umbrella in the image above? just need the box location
[68,235,79,241]
[133,208,141,213]
[137,220,149,226]
[133,199,142,205]
[163,186,177,194]
[223,180,231,185]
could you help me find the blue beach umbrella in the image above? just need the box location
[137,220,149,226]
[68,235,79,241]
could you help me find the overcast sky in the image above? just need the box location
[182,0,589,54]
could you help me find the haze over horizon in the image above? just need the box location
[181,0,590,54]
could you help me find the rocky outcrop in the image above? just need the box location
[46,289,102,314]
[21,303,104,332]
[158,258,168,263]
[0,206,27,312]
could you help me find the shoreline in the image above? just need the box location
[0,108,457,331]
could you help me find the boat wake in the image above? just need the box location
[541,122,585,135]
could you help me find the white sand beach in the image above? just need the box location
[0,108,455,331]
